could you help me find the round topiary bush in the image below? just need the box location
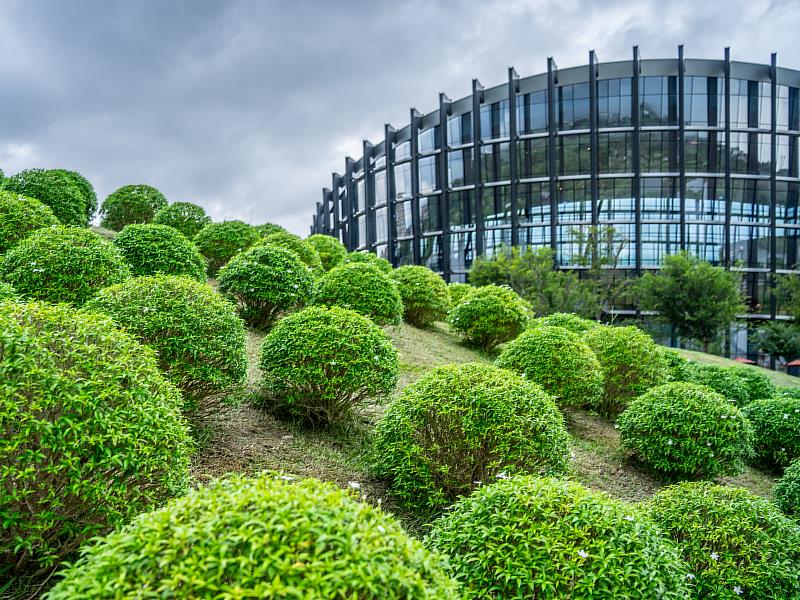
[389,265,451,328]
[426,476,690,599]
[0,281,18,300]
[218,245,314,329]
[741,397,800,469]
[84,276,247,407]
[2,168,90,226]
[447,284,530,352]
[46,474,461,599]
[618,382,754,480]
[447,282,473,307]
[99,184,168,231]
[259,231,323,274]
[776,386,800,400]
[314,263,403,325]
[644,481,800,599]
[255,222,287,238]
[307,233,347,271]
[259,306,398,426]
[0,190,59,254]
[373,364,570,511]
[530,312,600,334]
[731,366,776,402]
[153,201,212,238]
[0,226,130,306]
[113,223,206,281]
[681,363,751,407]
[774,459,800,518]
[49,169,97,222]
[194,220,260,275]
[344,250,393,273]
[583,325,669,416]
[496,325,604,408]
[0,301,192,578]
[658,347,693,382]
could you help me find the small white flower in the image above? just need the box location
[784,414,790,419]
[348,481,361,490]
[710,452,714,457]
[624,515,635,522]
[279,475,295,481]
[293,284,299,289]
[667,439,674,446]
[710,552,719,561]
[613,423,619,429]
[707,442,712,447]
[496,471,510,480]
[330,360,336,365]
[686,573,695,581]
[577,549,589,559]
[473,480,482,485]
[377,525,386,534]
[733,586,743,596]
[721,415,727,419]
[32,268,44,273]
[376,498,382,506]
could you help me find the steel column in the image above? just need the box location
[471,79,485,256]
[363,140,375,250]
[678,45,687,251]
[385,124,397,266]
[724,47,732,268]
[547,58,558,256]
[410,108,422,264]
[509,67,520,246]
[439,93,452,279]
[770,52,778,320]
[589,50,599,227]
[632,46,642,274]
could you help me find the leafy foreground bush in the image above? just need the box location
[99,184,168,231]
[447,284,530,352]
[218,245,313,329]
[49,169,98,223]
[530,312,600,334]
[681,363,751,407]
[259,231,323,274]
[390,265,451,327]
[427,476,690,599]
[0,281,18,300]
[46,474,461,600]
[314,262,403,325]
[774,459,800,517]
[374,363,570,511]
[0,301,192,579]
[618,383,754,480]
[584,325,669,416]
[731,366,776,402]
[2,168,90,226]
[0,226,130,306]
[307,233,347,271]
[194,220,260,275]
[447,282,473,306]
[645,481,800,599]
[344,250,393,273]
[0,190,59,254]
[497,325,604,408]
[85,276,247,407]
[254,222,287,238]
[741,397,800,469]
[153,201,211,238]
[658,347,693,381]
[260,306,398,426]
[113,223,206,281]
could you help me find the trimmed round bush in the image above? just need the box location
[584,325,669,416]
[776,386,800,400]
[741,397,800,468]
[85,276,247,407]
[775,459,800,517]
[374,364,570,510]
[530,312,600,334]
[731,366,776,402]
[389,265,451,327]
[218,245,314,329]
[99,184,168,231]
[658,347,693,381]
[0,301,191,577]
[497,325,604,408]
[153,201,211,238]
[0,281,17,300]
[645,481,800,599]
[447,284,530,352]
[113,223,206,281]
[50,169,97,222]
[259,231,323,274]
[344,250,393,273]
[682,363,751,407]
[46,474,461,599]
[0,190,59,254]
[259,306,398,426]
[618,382,754,480]
[194,220,260,275]
[314,263,403,325]
[255,222,287,238]
[2,168,89,226]
[427,476,690,599]
[0,226,130,306]
[447,282,473,306]
[307,233,347,271]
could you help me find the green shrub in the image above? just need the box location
[193,220,260,275]
[314,263,403,325]
[427,476,690,599]
[774,459,800,518]
[584,325,669,416]
[46,474,461,599]
[0,190,59,254]
[618,383,754,480]
[255,222,287,238]
[530,312,600,334]
[113,223,206,281]
[153,201,211,238]
[218,245,314,329]
[447,284,530,352]
[0,301,191,578]
[2,168,90,226]
[681,363,751,407]
[84,276,247,407]
[389,265,451,327]
[731,366,776,402]
[0,226,130,306]
[658,347,693,381]
[741,397,800,468]
[259,231,323,274]
[0,281,18,300]
[645,481,800,599]
[374,364,569,511]
[776,386,800,400]
[99,184,168,231]
[50,169,97,222]
[259,306,398,426]
[344,250,393,273]
[496,325,604,408]
[447,282,473,306]
[307,233,347,271]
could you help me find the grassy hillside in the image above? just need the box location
[675,348,799,387]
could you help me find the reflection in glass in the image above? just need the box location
[448,148,474,187]
[517,138,548,178]
[597,78,632,127]
[394,141,411,161]
[421,235,443,271]
[598,178,634,222]
[483,185,512,227]
[517,90,548,134]
[450,231,475,272]
[558,82,590,130]
[480,100,510,141]
[686,177,724,221]
[518,182,550,224]
[395,200,413,237]
[375,206,388,243]
[481,142,511,182]
[418,155,438,193]
[731,225,770,268]
[557,134,591,176]
[731,179,770,222]
[419,126,440,154]
[374,171,387,206]
[640,76,678,126]
[641,131,678,173]
[449,190,476,229]
[597,132,632,173]
[394,163,412,200]
[419,195,441,233]
[557,179,591,222]
[448,112,472,146]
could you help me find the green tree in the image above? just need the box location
[636,251,744,352]
[756,321,800,368]
[777,273,800,320]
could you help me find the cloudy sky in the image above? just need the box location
[1,0,798,234]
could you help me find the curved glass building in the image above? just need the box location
[309,47,800,321]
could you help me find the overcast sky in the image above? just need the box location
[1,0,798,234]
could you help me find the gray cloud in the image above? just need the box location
[0,0,798,233]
